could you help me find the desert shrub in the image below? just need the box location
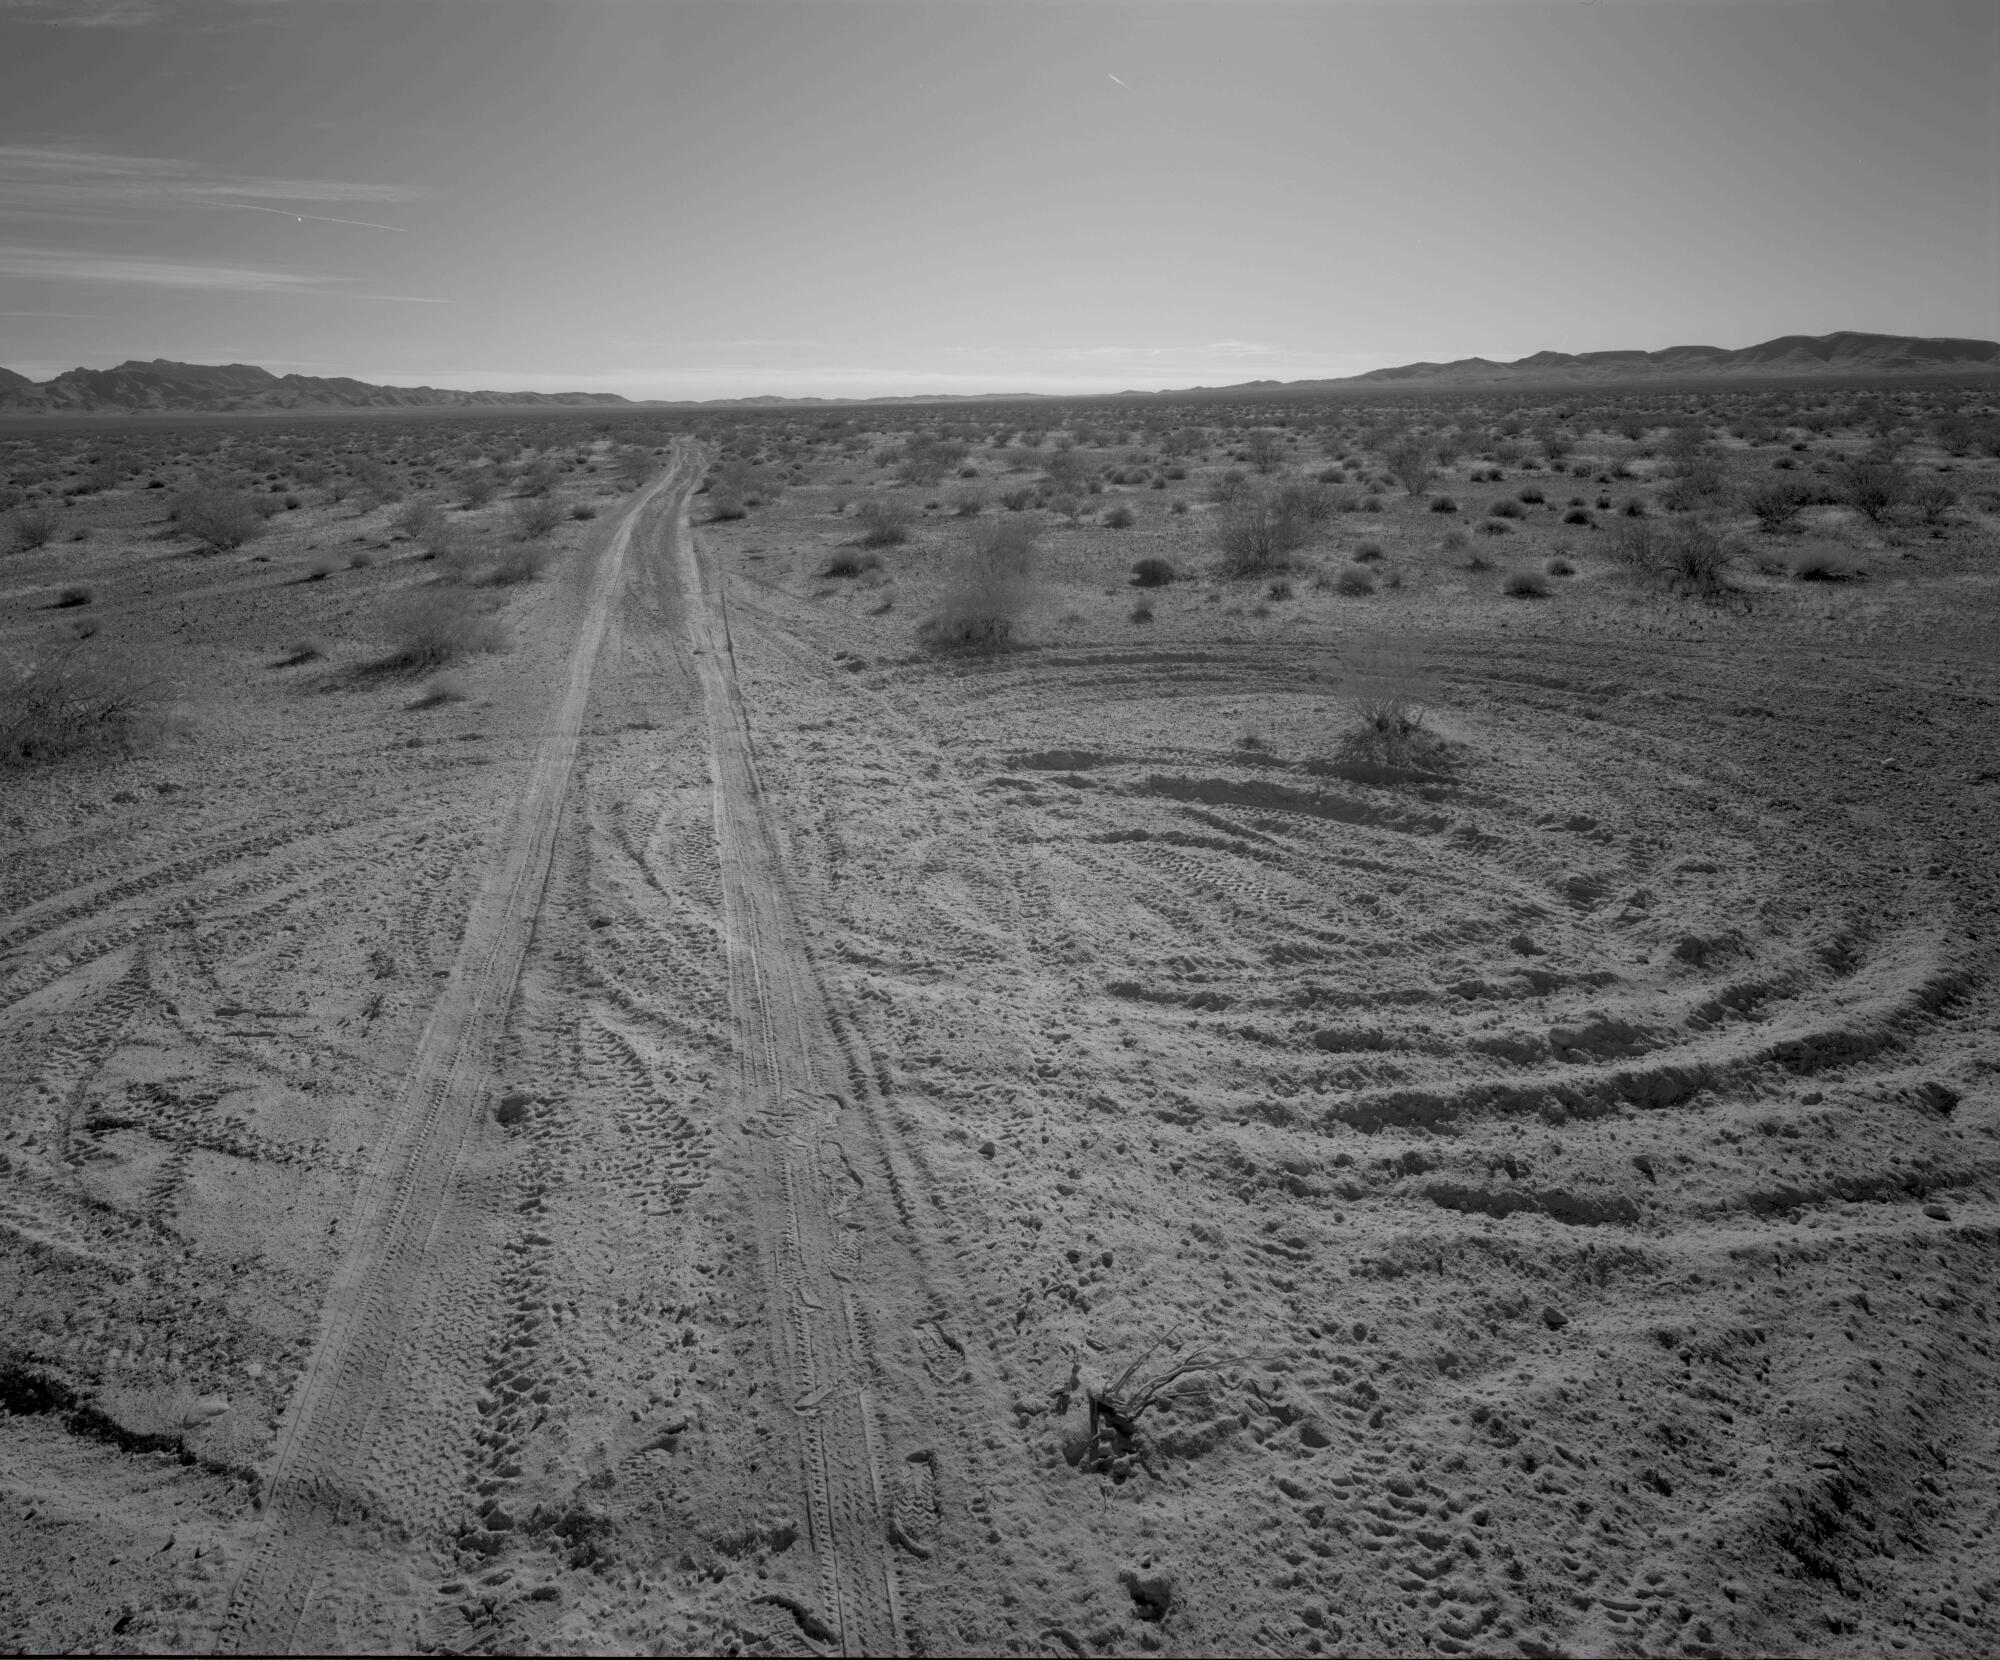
[1477,519,1512,536]
[1385,438,1434,495]
[1337,646,1444,770]
[7,505,60,552]
[511,496,566,539]
[1245,428,1286,473]
[1609,517,1735,598]
[514,458,562,497]
[485,545,551,586]
[1440,529,1469,552]
[1620,497,1647,517]
[1131,556,1176,587]
[998,488,1036,512]
[1208,468,1251,506]
[1516,485,1545,505]
[1272,480,1337,526]
[459,468,500,508]
[856,497,916,547]
[1129,598,1155,624]
[708,496,748,521]
[950,491,985,518]
[823,548,883,578]
[1562,507,1593,526]
[1103,505,1136,529]
[1488,498,1524,519]
[571,503,597,520]
[1503,570,1551,599]
[1429,495,1458,513]
[1906,478,1956,526]
[1216,487,1314,577]
[1835,457,1907,521]
[379,588,508,670]
[56,585,92,607]
[1546,556,1575,577]
[921,520,1037,651]
[1352,541,1385,563]
[1359,495,1383,512]
[1466,551,1495,571]
[1745,479,1810,531]
[349,457,403,503]
[2,640,167,766]
[1661,452,1728,512]
[170,488,263,551]
[1334,568,1375,597]
[1268,576,1294,600]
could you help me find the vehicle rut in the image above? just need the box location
[219,451,698,1652]
[670,489,923,1657]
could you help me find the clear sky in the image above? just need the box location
[0,0,1994,400]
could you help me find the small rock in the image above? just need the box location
[1120,1566,1175,1622]
[1541,1306,1569,1330]
[1923,1203,1951,1222]
[978,1140,996,1158]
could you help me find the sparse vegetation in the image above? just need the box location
[1215,486,1314,577]
[170,488,264,551]
[2,640,168,766]
[510,496,566,539]
[920,519,1037,651]
[379,588,508,670]
[856,497,916,547]
[1609,516,1736,598]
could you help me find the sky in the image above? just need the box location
[0,0,1994,401]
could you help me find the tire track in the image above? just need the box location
[669,487,913,1656]
[219,453,698,1652]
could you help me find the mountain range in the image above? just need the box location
[1,332,1996,415]
[0,359,639,414]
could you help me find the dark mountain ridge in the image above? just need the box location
[0,358,641,413]
[2,332,1995,415]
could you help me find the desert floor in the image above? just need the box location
[3,417,1999,1658]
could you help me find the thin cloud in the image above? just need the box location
[0,143,413,227]
[0,0,161,26]
[0,245,334,293]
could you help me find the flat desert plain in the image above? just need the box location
[2,397,1998,1658]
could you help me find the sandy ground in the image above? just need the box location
[3,416,1999,1657]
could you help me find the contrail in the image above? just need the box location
[199,200,407,232]
[1108,73,1131,90]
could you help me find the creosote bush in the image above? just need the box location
[1130,556,1176,587]
[1503,570,1551,598]
[379,589,508,671]
[1216,486,1314,577]
[511,496,566,539]
[170,488,263,551]
[856,497,916,547]
[1609,517,1736,598]
[920,519,1037,652]
[3,640,168,766]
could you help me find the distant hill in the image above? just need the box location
[1319,332,2000,390]
[3,333,1995,415]
[0,358,644,413]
